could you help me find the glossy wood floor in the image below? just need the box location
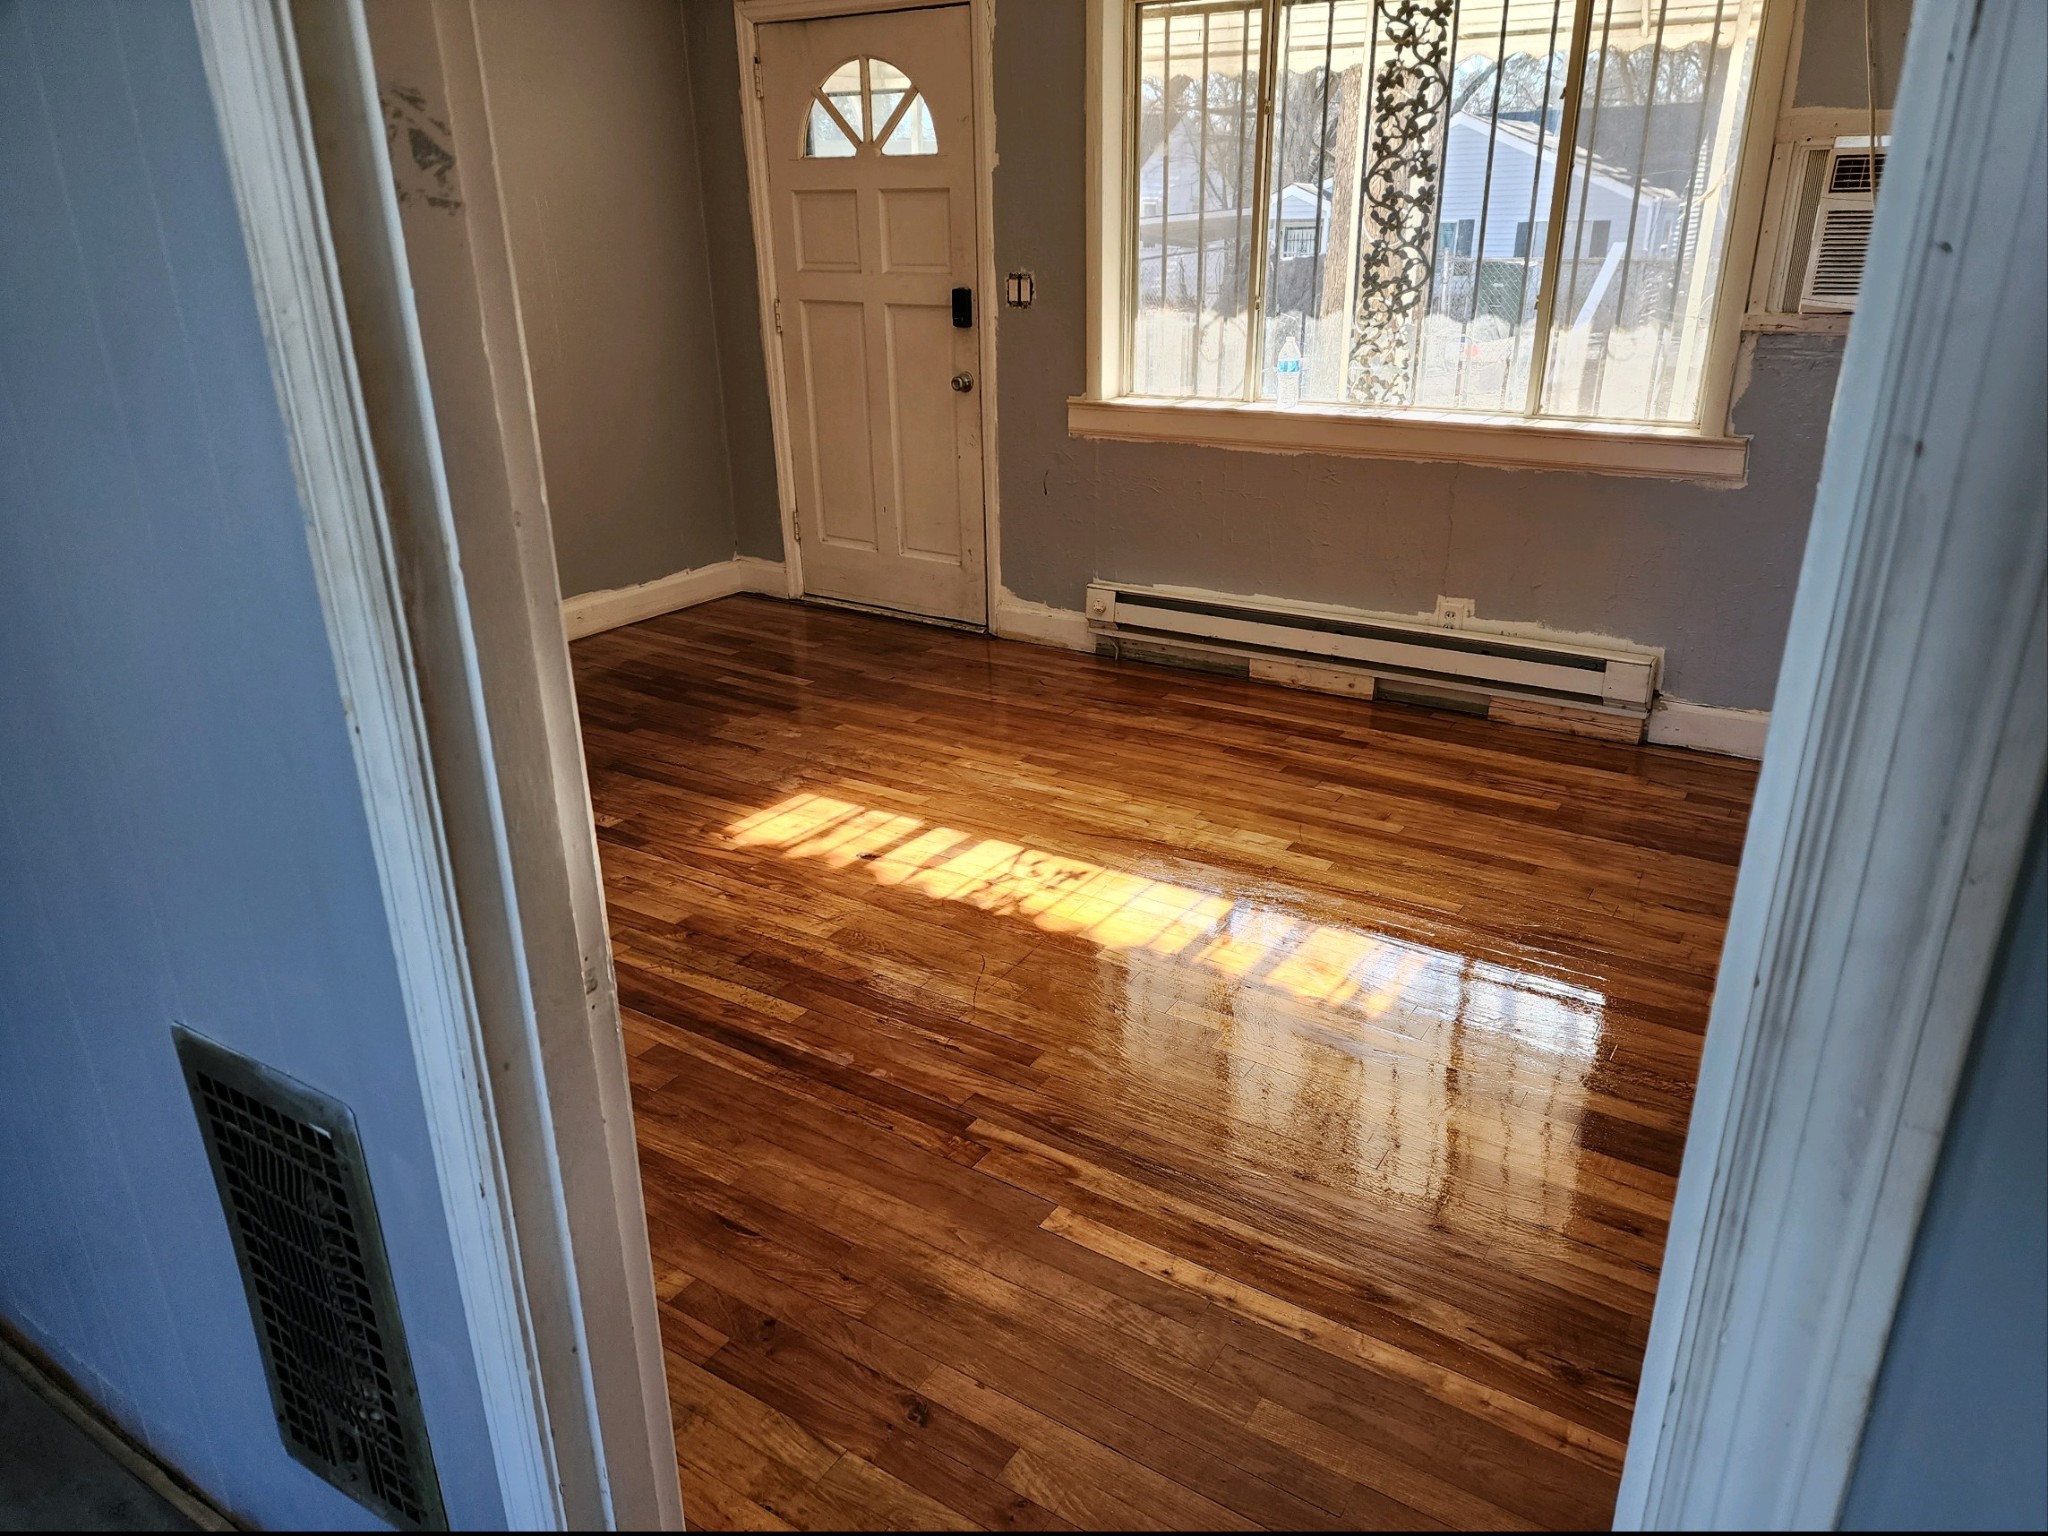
[572,596,1759,1531]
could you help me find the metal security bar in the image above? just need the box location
[1125,0,1770,426]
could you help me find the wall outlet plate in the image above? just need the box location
[1434,596,1476,627]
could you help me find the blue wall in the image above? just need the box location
[0,2,504,1526]
[1841,799,2048,1531]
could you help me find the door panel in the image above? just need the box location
[879,188,951,273]
[884,303,964,560]
[797,301,877,550]
[759,6,986,625]
[792,190,861,271]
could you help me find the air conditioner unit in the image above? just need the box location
[1798,135,1888,314]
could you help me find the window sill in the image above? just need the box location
[1066,396,1750,484]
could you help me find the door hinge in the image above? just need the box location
[752,58,764,99]
[773,298,784,334]
[790,507,801,544]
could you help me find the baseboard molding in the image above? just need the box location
[608,578,1772,761]
[560,557,786,640]
[1647,697,1772,759]
[994,588,1772,760]
[991,593,1094,652]
[0,1325,236,1532]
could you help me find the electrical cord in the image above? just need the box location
[1865,0,1882,199]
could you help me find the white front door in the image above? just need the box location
[757,6,987,626]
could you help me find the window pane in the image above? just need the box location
[869,58,913,138]
[1408,0,1575,412]
[805,96,858,157]
[1131,0,1263,398]
[822,58,865,141]
[1259,0,1576,410]
[880,92,938,155]
[1257,0,1360,402]
[1538,0,1769,422]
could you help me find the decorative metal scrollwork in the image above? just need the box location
[1348,0,1454,406]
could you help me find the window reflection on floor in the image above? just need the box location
[729,787,1610,1225]
[731,792,1602,1040]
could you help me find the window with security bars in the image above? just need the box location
[1126,0,1771,426]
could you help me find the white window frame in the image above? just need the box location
[1075,0,1800,482]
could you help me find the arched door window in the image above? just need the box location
[803,56,937,158]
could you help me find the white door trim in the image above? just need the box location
[732,0,1002,626]
[192,0,683,1527]
[188,0,564,1524]
[1615,0,2048,1525]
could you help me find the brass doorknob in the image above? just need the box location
[951,372,975,393]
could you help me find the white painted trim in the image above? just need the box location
[1694,0,1800,436]
[1617,0,2048,1524]
[1775,105,1899,145]
[738,0,938,17]
[991,593,1094,652]
[731,3,805,601]
[972,0,1005,636]
[561,559,788,641]
[1082,0,1126,401]
[732,0,1000,626]
[1646,699,1773,760]
[1068,396,1750,482]
[188,2,564,1524]
[311,0,686,1522]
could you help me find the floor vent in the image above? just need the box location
[174,1028,446,1531]
[1085,582,1658,730]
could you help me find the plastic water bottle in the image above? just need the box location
[1275,336,1303,406]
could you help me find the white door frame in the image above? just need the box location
[1615,0,2046,1524]
[733,0,1004,628]
[193,0,2042,1526]
[192,0,680,1528]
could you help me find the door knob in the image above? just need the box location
[951,372,975,393]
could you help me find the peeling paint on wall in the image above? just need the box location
[382,82,462,213]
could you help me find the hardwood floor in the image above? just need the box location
[571,595,1759,1531]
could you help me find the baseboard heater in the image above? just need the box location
[1084,582,1659,740]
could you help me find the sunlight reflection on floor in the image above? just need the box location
[728,790,1605,1060]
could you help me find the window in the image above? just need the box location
[1113,0,1778,444]
[804,56,937,158]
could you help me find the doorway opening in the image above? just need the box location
[234,0,2044,1526]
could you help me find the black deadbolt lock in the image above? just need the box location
[952,286,973,328]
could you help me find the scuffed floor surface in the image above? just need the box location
[572,595,1758,1531]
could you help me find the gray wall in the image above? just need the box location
[682,0,787,563]
[1796,0,1915,109]
[1840,799,2047,1531]
[477,0,741,596]
[0,1,504,1525]
[986,0,1914,711]
[677,0,1910,709]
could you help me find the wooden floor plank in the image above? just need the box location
[574,596,1758,1531]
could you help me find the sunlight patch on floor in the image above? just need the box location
[727,790,1604,1059]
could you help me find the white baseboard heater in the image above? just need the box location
[1084,582,1659,734]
